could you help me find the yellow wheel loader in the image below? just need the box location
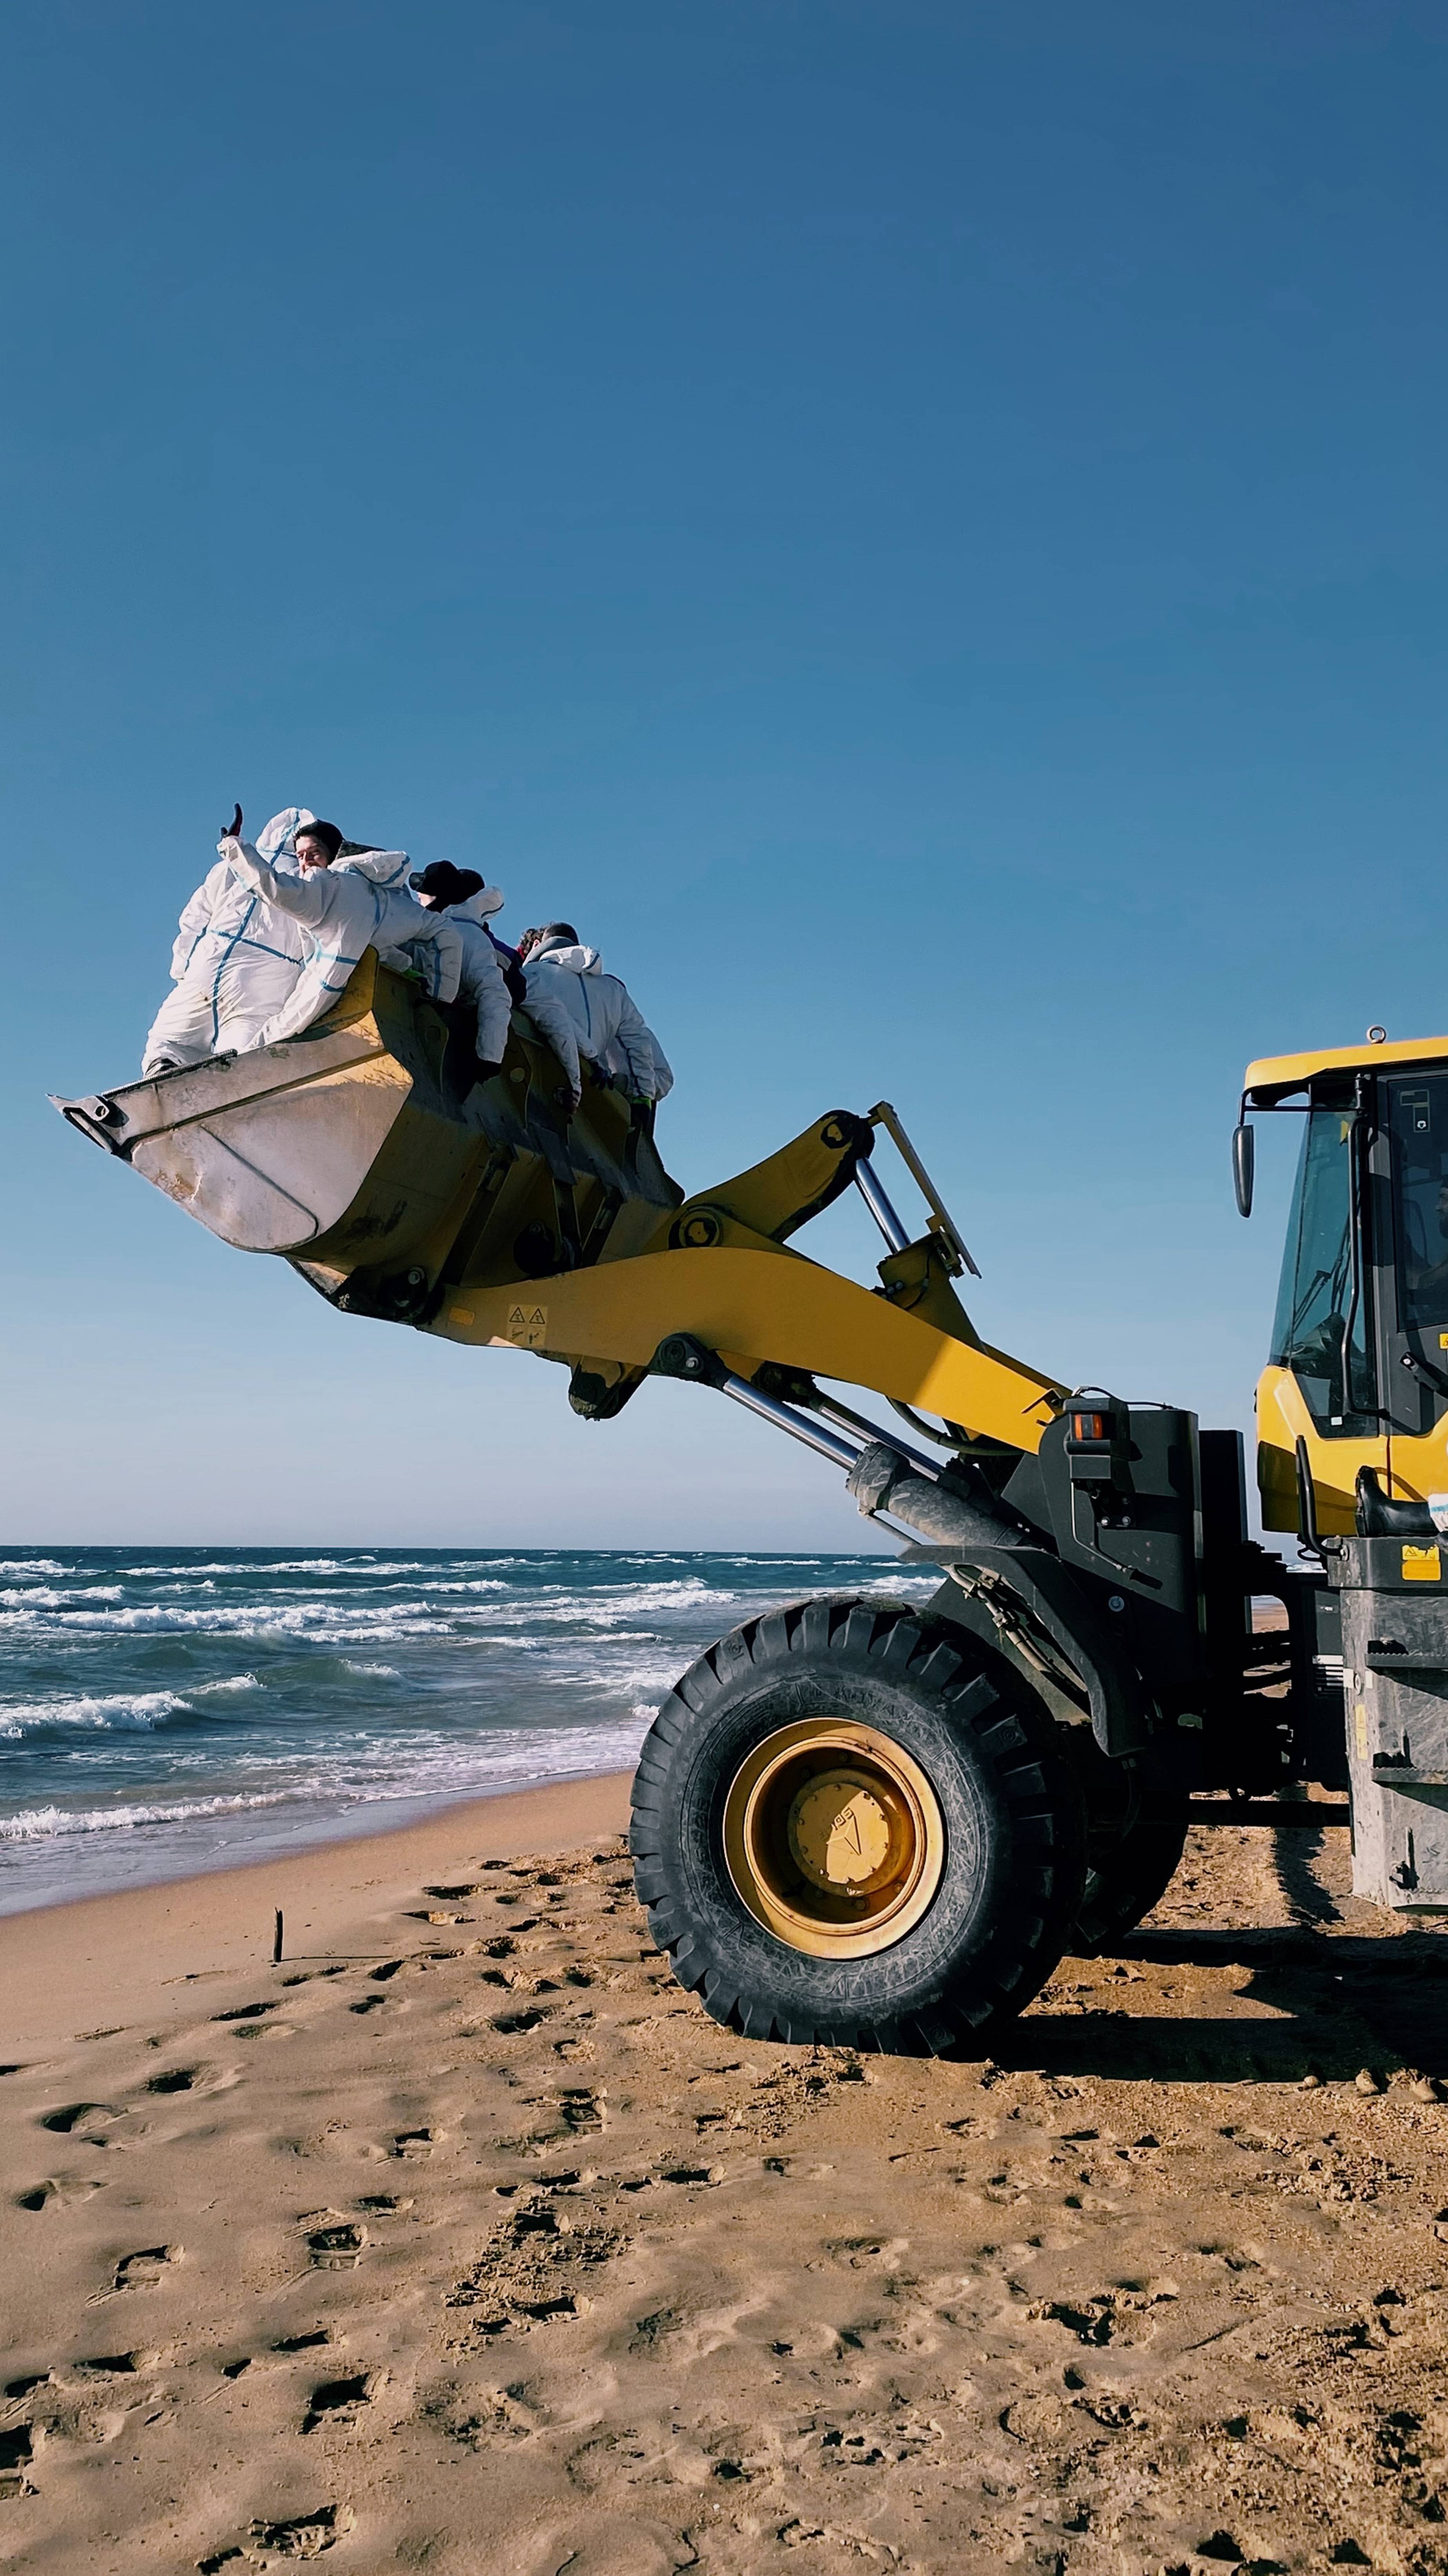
[55,965,1448,2053]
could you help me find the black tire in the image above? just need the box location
[1069,1812,1189,1953]
[1066,1729,1196,1955]
[629,1595,1087,2056]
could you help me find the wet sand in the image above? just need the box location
[4,1776,1448,2572]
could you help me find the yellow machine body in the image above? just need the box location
[1244,1033,1448,1534]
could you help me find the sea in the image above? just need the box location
[0,1547,941,1915]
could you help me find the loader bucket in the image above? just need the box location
[55,953,683,1320]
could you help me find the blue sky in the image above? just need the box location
[4,0,1446,1544]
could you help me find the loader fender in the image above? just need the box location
[895,1539,1151,1760]
[845,1444,1151,1759]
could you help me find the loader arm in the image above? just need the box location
[435,1241,1061,1450]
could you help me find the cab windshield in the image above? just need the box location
[1269,1101,1374,1432]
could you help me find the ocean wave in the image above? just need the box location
[0,1558,72,1578]
[0,1590,746,1643]
[0,1714,654,1840]
[0,1689,191,1739]
[342,1662,401,1678]
[3,1584,127,1606]
[0,1789,298,1841]
[254,1558,382,1574]
[0,1672,264,1739]
[0,1603,450,1641]
[415,1579,513,1595]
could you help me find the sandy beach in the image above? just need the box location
[5,1779,1448,2574]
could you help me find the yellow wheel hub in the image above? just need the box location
[722,1719,946,1959]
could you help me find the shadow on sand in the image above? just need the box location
[995,1920,1448,2085]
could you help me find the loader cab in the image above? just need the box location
[1241,1034,1448,1536]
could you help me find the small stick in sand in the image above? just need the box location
[273,1909,284,1966]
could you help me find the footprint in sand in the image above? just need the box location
[16,2175,103,2213]
[557,2090,605,2133]
[37,2101,124,2138]
[210,2000,285,2024]
[301,2369,387,2433]
[305,2218,367,2270]
[72,2346,169,2378]
[112,2245,182,2292]
[198,2503,354,2569]
[349,1997,388,2016]
[0,2425,38,2499]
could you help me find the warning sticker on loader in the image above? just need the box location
[1402,1543,1442,1581]
[506,1304,549,1350]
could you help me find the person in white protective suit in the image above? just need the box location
[517,922,672,1113]
[141,805,317,1073]
[142,808,462,1072]
[220,827,464,1046]
[409,862,519,1083]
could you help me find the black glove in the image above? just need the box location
[223,803,243,840]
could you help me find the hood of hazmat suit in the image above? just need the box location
[520,938,672,1108]
[334,846,414,891]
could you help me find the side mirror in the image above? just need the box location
[1232,1121,1255,1219]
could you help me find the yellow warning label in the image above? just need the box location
[506,1303,549,1350]
[1403,1543,1442,1581]
[448,1307,474,1327]
[1355,1703,1369,1760]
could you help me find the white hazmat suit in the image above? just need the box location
[445,882,515,1071]
[520,935,672,1109]
[221,839,464,1044]
[141,807,315,1074]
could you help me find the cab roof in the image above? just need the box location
[1243,1032,1448,1107]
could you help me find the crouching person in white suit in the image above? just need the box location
[518,922,672,1114]
[409,862,516,1085]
